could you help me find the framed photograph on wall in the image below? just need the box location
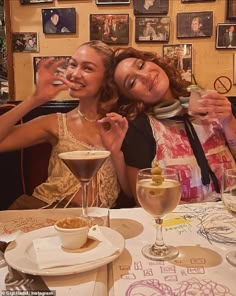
[163,44,192,82]
[177,11,213,38]
[33,56,71,84]
[216,23,236,49]
[133,0,169,15]
[227,0,236,20]
[20,0,53,4]
[96,0,130,4]
[135,16,170,42]
[42,8,76,34]
[181,0,215,2]
[90,14,129,44]
[234,54,236,84]
[12,32,39,53]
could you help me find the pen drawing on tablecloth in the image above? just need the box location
[112,204,236,296]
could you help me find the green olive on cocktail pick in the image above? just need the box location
[152,175,164,185]
[151,166,162,175]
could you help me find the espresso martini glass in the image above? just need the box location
[59,150,110,225]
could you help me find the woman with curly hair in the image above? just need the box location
[0,41,131,209]
[113,46,236,205]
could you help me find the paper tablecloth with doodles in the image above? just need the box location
[109,203,236,296]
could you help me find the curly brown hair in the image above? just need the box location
[80,41,119,117]
[113,47,191,120]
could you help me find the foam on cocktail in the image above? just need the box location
[59,150,110,160]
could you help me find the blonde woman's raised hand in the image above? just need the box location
[32,58,72,104]
[97,112,128,155]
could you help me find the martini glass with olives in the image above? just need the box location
[136,167,181,260]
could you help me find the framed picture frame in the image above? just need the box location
[33,56,71,84]
[12,32,39,53]
[135,16,170,43]
[42,8,76,34]
[227,0,236,20]
[96,0,130,4]
[234,54,236,84]
[90,14,129,44]
[181,0,215,2]
[177,11,213,38]
[216,23,236,49]
[20,0,53,4]
[133,0,169,15]
[163,44,192,82]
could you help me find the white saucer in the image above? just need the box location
[4,226,125,276]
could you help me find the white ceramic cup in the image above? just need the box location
[54,217,90,249]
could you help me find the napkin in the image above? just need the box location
[33,225,120,269]
[0,230,24,243]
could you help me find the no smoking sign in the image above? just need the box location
[214,76,232,94]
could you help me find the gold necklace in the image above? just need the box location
[77,107,97,123]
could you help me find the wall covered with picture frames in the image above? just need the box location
[9,0,236,100]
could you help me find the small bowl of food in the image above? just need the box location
[54,217,91,250]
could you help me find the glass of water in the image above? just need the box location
[222,168,236,267]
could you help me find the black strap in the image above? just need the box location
[173,114,220,193]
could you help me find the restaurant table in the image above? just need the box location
[1,203,236,296]
[0,207,109,296]
[109,202,236,296]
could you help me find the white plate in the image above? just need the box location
[5,226,125,276]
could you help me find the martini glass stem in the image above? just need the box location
[81,182,89,218]
[152,218,168,254]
